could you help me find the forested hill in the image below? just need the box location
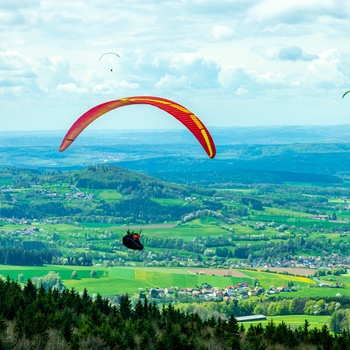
[0,166,216,224]
[72,165,196,198]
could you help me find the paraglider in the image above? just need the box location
[59,96,216,158]
[99,52,120,72]
[342,90,350,99]
[122,229,143,250]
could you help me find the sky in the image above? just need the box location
[1,0,350,132]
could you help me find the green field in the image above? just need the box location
[151,197,186,206]
[0,265,339,298]
[0,265,253,295]
[240,269,315,287]
[242,315,330,330]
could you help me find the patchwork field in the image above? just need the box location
[0,265,325,297]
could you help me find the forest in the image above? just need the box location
[0,277,348,350]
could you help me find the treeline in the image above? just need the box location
[0,247,52,266]
[0,278,349,349]
[177,296,344,319]
[140,235,234,254]
[146,167,341,186]
[243,235,350,260]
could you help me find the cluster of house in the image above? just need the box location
[12,183,93,201]
[0,225,41,237]
[1,217,59,226]
[267,286,291,294]
[140,282,264,301]
[236,254,350,271]
[37,185,94,201]
[311,214,330,220]
[0,216,61,237]
[138,281,290,301]
[185,197,197,202]
[65,186,94,200]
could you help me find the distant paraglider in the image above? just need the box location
[59,96,216,158]
[342,90,350,99]
[99,52,120,72]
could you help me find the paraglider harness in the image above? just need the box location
[123,229,144,250]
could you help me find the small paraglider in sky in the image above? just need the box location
[342,90,350,99]
[99,52,120,72]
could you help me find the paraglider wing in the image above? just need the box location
[59,96,216,158]
[342,90,350,99]
[99,52,120,72]
[99,52,120,60]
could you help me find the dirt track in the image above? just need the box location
[253,267,316,276]
[114,224,177,229]
[188,269,252,279]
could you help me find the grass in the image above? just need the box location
[0,265,105,281]
[238,269,315,288]
[65,276,151,295]
[293,287,344,298]
[95,189,123,201]
[0,265,251,295]
[0,264,348,302]
[0,265,319,295]
[151,198,186,206]
[241,315,330,330]
[62,267,252,295]
[256,207,311,218]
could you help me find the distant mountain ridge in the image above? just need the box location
[1,125,350,182]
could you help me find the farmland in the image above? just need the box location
[2,263,344,331]
[2,132,350,335]
[0,265,337,298]
[0,265,254,295]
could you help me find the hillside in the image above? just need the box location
[0,165,216,224]
[1,164,350,272]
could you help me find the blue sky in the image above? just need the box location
[1,0,350,131]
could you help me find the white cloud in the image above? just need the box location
[248,0,349,24]
[278,46,318,61]
[0,0,40,9]
[218,65,256,91]
[253,45,318,61]
[218,64,290,94]
[211,25,235,41]
[56,82,87,94]
[306,49,350,88]
[156,74,189,90]
[1,0,350,130]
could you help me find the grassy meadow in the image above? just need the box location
[242,315,331,330]
[0,265,341,299]
[0,265,251,295]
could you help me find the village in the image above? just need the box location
[141,281,293,302]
